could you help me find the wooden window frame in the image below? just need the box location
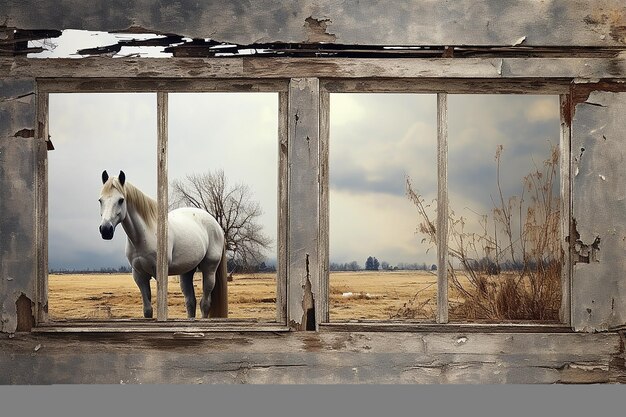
[318,79,572,332]
[19,55,608,332]
[35,79,290,331]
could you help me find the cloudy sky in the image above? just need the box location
[328,93,560,266]
[49,93,278,270]
[43,31,561,270]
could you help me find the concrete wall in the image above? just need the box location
[1,0,626,384]
[0,79,37,334]
[2,0,626,47]
[572,91,626,332]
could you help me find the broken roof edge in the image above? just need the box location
[4,28,626,60]
[2,0,626,48]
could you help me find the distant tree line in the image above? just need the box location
[329,261,362,271]
[227,259,276,273]
[329,257,438,272]
[466,257,560,275]
[49,265,132,274]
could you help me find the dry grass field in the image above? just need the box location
[48,270,441,321]
[329,270,438,321]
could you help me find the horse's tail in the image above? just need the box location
[209,242,228,318]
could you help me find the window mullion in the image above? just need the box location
[437,92,449,324]
[559,93,572,326]
[156,91,169,321]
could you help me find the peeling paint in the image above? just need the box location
[610,25,626,43]
[570,219,601,264]
[512,36,526,46]
[302,253,316,331]
[0,92,34,102]
[585,101,607,107]
[304,17,336,43]
[13,128,34,138]
[573,147,584,177]
[582,9,626,45]
[573,236,601,263]
[0,128,37,334]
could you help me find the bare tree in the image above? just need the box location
[170,169,272,273]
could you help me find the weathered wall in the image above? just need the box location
[1,0,626,387]
[572,90,626,332]
[1,331,624,384]
[0,79,37,334]
[2,0,626,47]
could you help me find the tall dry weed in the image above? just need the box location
[407,144,562,321]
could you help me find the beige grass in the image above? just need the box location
[49,272,277,321]
[48,270,440,321]
[48,270,557,322]
[329,270,437,321]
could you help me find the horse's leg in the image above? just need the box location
[179,269,197,319]
[199,259,218,318]
[132,269,153,318]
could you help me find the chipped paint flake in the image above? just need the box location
[513,36,527,46]
[304,16,337,43]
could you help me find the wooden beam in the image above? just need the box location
[1,330,623,384]
[37,78,289,93]
[318,87,330,324]
[560,93,572,327]
[437,93,449,324]
[4,56,626,80]
[35,86,49,325]
[277,91,289,324]
[156,92,168,321]
[321,79,570,94]
[287,78,320,331]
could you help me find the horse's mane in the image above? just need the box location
[103,178,158,228]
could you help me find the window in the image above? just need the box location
[168,92,279,321]
[320,80,570,328]
[48,93,157,320]
[31,72,573,332]
[446,94,562,323]
[41,81,288,328]
[328,93,438,322]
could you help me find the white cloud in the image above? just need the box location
[329,94,368,127]
[526,97,560,122]
[330,191,437,265]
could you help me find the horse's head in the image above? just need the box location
[99,170,127,240]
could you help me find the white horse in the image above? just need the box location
[98,170,227,319]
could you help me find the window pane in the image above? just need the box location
[168,93,278,321]
[329,93,438,322]
[48,93,157,319]
[447,95,562,322]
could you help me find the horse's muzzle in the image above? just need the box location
[99,223,114,240]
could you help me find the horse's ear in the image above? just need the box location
[118,170,126,186]
[102,170,109,184]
